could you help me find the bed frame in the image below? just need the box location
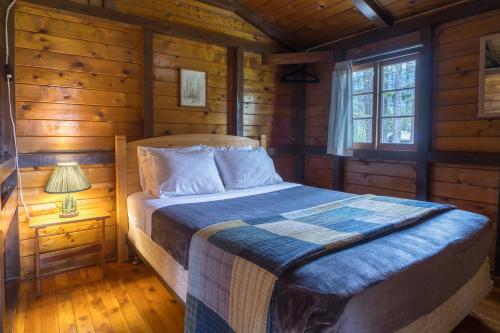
[114,134,266,262]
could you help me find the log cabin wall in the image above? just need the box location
[432,9,500,268]
[304,61,334,189]
[243,52,297,180]
[152,35,229,137]
[14,3,143,278]
[108,0,276,47]
[13,1,297,278]
[104,0,297,181]
[304,14,500,269]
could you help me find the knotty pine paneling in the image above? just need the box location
[303,63,336,190]
[305,155,332,189]
[239,0,374,49]
[431,163,499,266]
[14,5,142,278]
[433,10,500,267]
[243,51,296,180]
[110,0,276,47]
[243,52,295,147]
[305,62,332,147]
[13,0,298,279]
[153,34,228,137]
[344,159,416,199]
[434,9,500,151]
[14,6,144,154]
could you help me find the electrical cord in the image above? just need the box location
[5,0,30,219]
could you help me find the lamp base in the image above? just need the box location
[60,193,79,218]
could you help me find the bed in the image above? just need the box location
[115,134,493,333]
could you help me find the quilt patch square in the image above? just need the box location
[188,237,236,321]
[256,220,361,246]
[228,257,277,333]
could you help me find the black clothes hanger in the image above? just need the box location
[281,64,320,83]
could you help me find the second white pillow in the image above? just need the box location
[214,147,283,190]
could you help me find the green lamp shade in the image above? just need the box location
[44,162,91,194]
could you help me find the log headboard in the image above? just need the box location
[114,134,267,262]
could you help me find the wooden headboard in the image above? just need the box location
[114,134,267,262]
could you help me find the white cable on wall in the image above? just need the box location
[5,0,30,219]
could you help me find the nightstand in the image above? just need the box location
[28,208,110,296]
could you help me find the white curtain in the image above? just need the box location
[327,60,353,156]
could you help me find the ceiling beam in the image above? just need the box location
[352,0,392,28]
[309,0,500,51]
[263,51,334,65]
[19,0,283,54]
[196,0,299,51]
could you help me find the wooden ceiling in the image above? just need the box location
[234,0,463,49]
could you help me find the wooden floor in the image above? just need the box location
[13,263,184,333]
[11,262,500,333]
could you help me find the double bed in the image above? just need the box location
[115,134,493,333]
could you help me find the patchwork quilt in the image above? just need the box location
[184,194,454,333]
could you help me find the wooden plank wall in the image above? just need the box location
[14,4,143,278]
[243,52,296,180]
[110,0,276,47]
[153,34,229,137]
[304,18,500,268]
[13,1,296,278]
[304,61,333,188]
[432,9,500,266]
[115,1,296,181]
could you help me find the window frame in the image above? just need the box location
[352,62,378,150]
[352,53,419,151]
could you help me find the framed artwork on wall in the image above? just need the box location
[478,33,500,118]
[179,68,207,108]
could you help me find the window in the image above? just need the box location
[352,55,418,150]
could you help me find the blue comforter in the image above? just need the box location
[150,185,492,332]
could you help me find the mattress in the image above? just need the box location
[127,184,492,332]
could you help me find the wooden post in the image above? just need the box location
[143,27,154,138]
[295,81,306,183]
[115,135,129,262]
[34,228,40,297]
[415,26,434,201]
[495,174,500,277]
[100,218,106,273]
[227,47,244,136]
[332,156,344,191]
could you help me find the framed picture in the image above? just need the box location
[179,69,207,108]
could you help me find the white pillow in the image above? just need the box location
[146,149,225,198]
[214,147,283,190]
[137,145,203,192]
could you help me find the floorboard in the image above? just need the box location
[11,262,499,333]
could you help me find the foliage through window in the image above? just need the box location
[352,55,417,150]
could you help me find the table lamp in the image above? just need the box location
[44,162,91,218]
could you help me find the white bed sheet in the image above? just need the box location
[127,182,300,236]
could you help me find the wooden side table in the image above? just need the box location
[28,208,111,296]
